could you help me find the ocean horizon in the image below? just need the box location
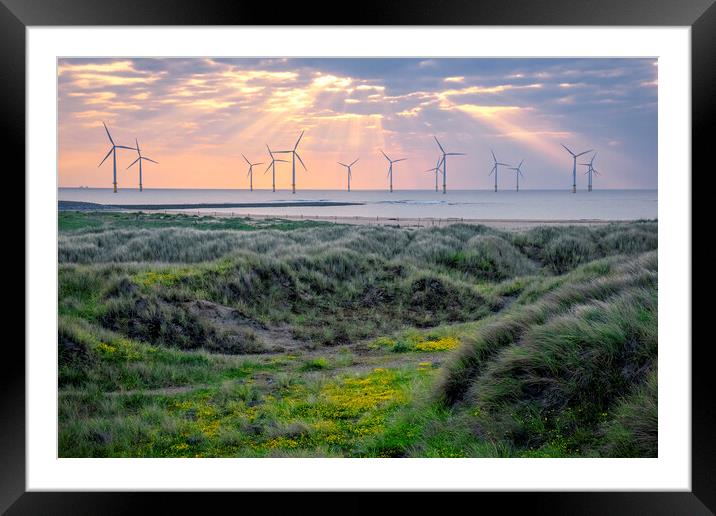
[58,187,658,221]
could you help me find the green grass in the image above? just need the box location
[58,212,658,457]
[59,338,437,457]
[59,211,331,233]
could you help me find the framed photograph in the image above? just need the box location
[8,0,712,513]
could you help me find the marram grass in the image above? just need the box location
[58,212,658,457]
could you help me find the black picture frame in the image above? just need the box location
[4,0,712,513]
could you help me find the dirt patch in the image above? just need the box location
[185,299,305,351]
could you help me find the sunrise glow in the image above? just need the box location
[58,58,657,190]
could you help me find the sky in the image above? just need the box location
[58,58,657,190]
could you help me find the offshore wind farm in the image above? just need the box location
[60,58,657,222]
[63,121,656,221]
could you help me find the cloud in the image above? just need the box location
[450,104,524,118]
[58,60,136,75]
[184,99,236,110]
[396,107,422,117]
[312,74,353,91]
[356,84,385,91]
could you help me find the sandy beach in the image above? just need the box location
[166,211,630,230]
[58,200,639,230]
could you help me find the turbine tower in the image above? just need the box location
[337,158,359,192]
[425,156,443,192]
[507,160,525,192]
[561,144,593,193]
[381,150,406,193]
[489,149,510,192]
[98,121,136,193]
[580,152,599,192]
[264,145,287,193]
[434,136,465,194]
[275,131,307,194]
[242,154,263,192]
[126,138,158,192]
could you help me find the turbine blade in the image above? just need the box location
[490,148,497,162]
[433,136,445,153]
[294,130,304,151]
[561,143,575,156]
[102,121,114,145]
[446,152,465,156]
[242,154,251,165]
[144,157,159,164]
[350,158,359,166]
[489,165,496,176]
[264,163,272,173]
[393,158,407,163]
[576,149,593,157]
[380,149,390,161]
[295,152,307,171]
[253,162,264,166]
[276,159,289,162]
[126,157,140,169]
[135,138,141,155]
[518,159,524,169]
[338,162,348,167]
[98,148,113,167]
[266,144,273,157]
[116,145,136,150]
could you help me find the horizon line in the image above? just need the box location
[58,186,658,191]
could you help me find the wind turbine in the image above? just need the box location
[126,138,158,192]
[507,160,525,192]
[579,152,599,192]
[489,149,510,192]
[337,158,359,192]
[434,136,465,194]
[561,144,593,193]
[381,150,407,193]
[242,154,263,192]
[98,121,136,193]
[275,131,307,194]
[264,145,288,193]
[425,156,443,192]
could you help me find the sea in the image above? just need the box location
[58,188,658,221]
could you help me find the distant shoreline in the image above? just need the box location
[58,200,364,211]
[58,201,650,230]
